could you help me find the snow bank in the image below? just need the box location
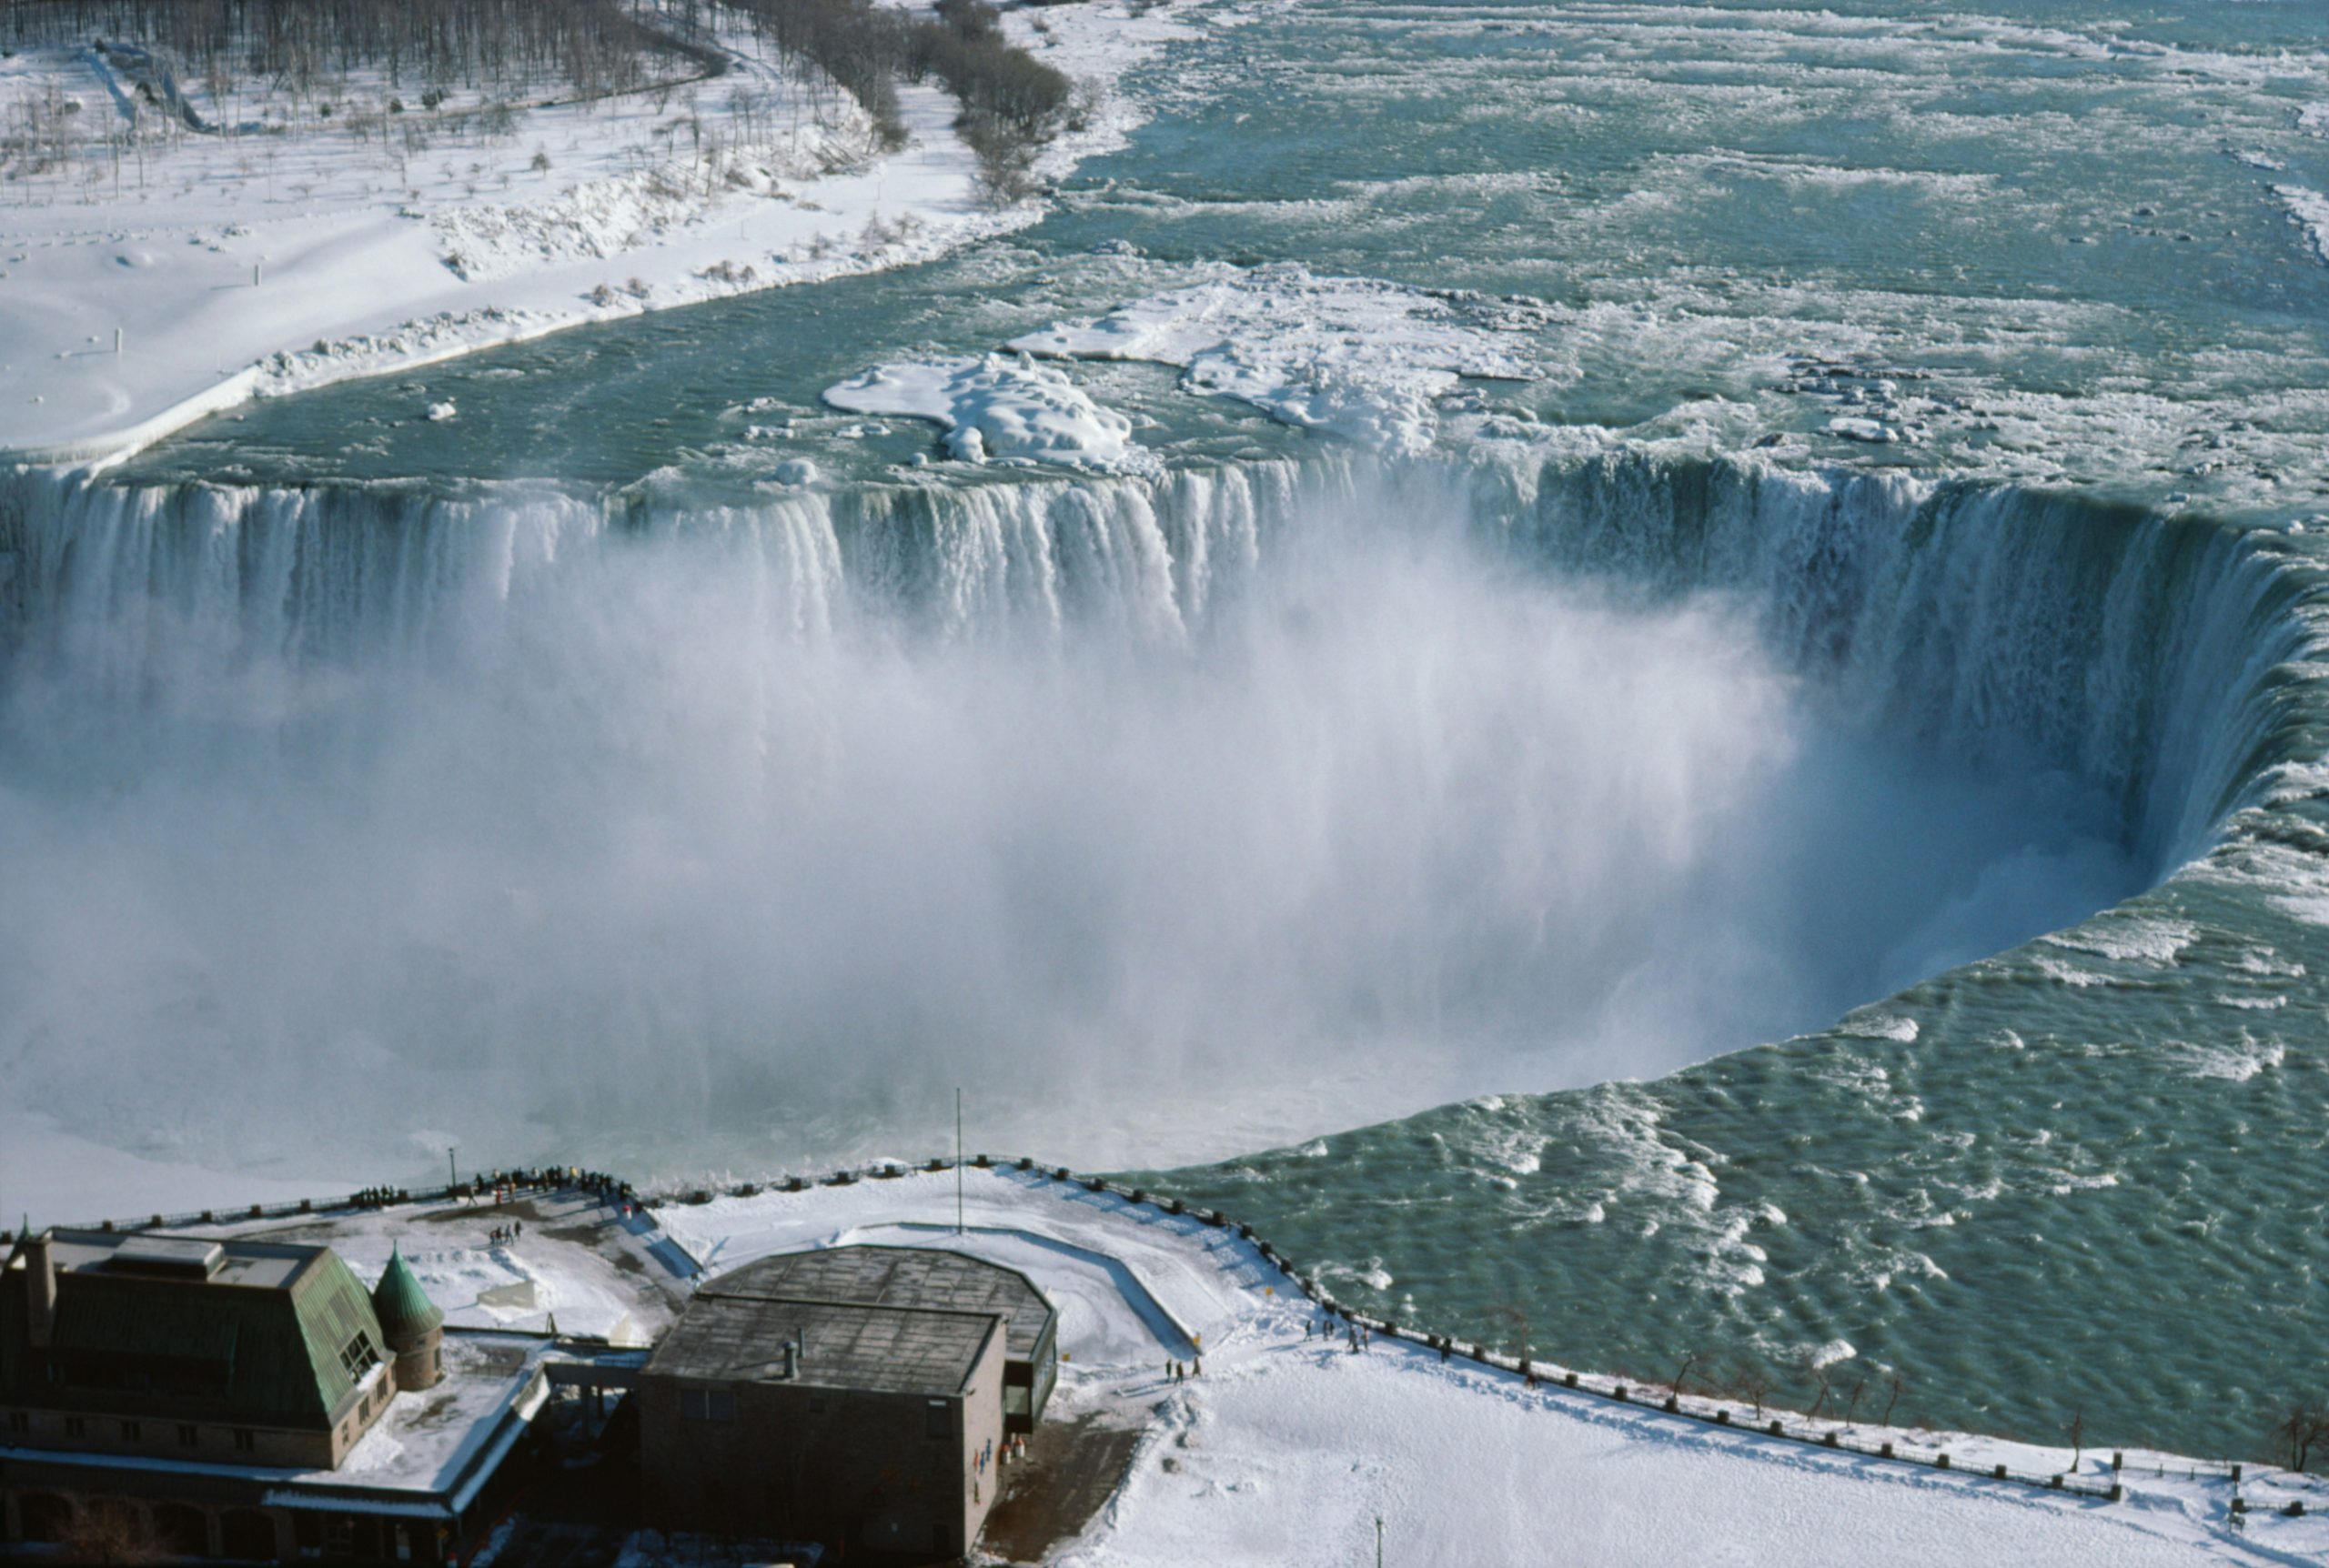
[0,0,1191,463]
[1009,265,1545,457]
[822,355,1160,475]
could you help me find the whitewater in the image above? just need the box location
[8,0,2329,1475]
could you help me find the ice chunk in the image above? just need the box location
[822,354,1159,476]
[1009,264,1544,458]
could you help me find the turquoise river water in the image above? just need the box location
[7,0,2329,1462]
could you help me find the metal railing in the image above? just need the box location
[15,1151,2282,1507]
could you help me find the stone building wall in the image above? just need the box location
[640,1329,1007,1556]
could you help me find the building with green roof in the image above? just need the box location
[0,1229,398,1470]
[371,1245,447,1393]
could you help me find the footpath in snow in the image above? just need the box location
[0,0,1193,464]
[651,1166,2317,1568]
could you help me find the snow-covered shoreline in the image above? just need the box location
[0,0,1196,466]
[666,1170,2323,1565]
[6,1131,2315,1564]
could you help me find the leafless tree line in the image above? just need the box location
[5,0,1078,206]
[1645,1345,1911,1431]
[722,0,1076,202]
[3,0,676,103]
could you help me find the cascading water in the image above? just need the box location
[5,446,2325,1459]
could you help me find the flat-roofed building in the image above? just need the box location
[639,1246,1058,1559]
[718,1246,1058,1433]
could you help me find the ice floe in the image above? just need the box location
[1009,265,1545,458]
[822,354,1161,476]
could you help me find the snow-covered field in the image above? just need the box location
[657,1168,2321,1567]
[0,0,1195,462]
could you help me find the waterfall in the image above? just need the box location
[0,447,2318,1172]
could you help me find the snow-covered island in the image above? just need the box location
[0,0,1186,463]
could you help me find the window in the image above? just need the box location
[679,1388,735,1422]
[119,1420,142,1442]
[338,1332,378,1382]
[177,1424,198,1448]
[233,1428,256,1453]
[925,1400,951,1440]
[64,1416,86,1439]
[5,1411,27,1434]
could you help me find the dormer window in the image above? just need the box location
[337,1331,379,1382]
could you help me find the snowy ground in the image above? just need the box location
[655,1168,2323,1567]
[14,1147,2319,1563]
[185,1189,691,1346]
[0,0,1196,462]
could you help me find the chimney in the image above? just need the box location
[23,1231,56,1351]
[781,1342,798,1381]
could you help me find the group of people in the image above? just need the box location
[1303,1314,1371,1352]
[487,1220,523,1246]
[971,1433,1031,1507]
[1165,1356,1203,1381]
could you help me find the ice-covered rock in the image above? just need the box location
[822,354,1159,476]
[425,400,457,422]
[1009,265,1545,458]
[1826,415,1898,444]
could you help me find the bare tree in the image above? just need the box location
[1880,1370,1908,1430]
[2065,1405,2086,1474]
[1791,1348,1834,1422]
[1731,1364,1774,1422]
[1841,1369,1870,1426]
[1486,1302,1532,1372]
[1668,1349,1703,1402]
[2271,1398,2329,1474]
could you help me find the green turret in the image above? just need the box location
[370,1245,445,1392]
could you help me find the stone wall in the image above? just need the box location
[640,1328,1007,1555]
